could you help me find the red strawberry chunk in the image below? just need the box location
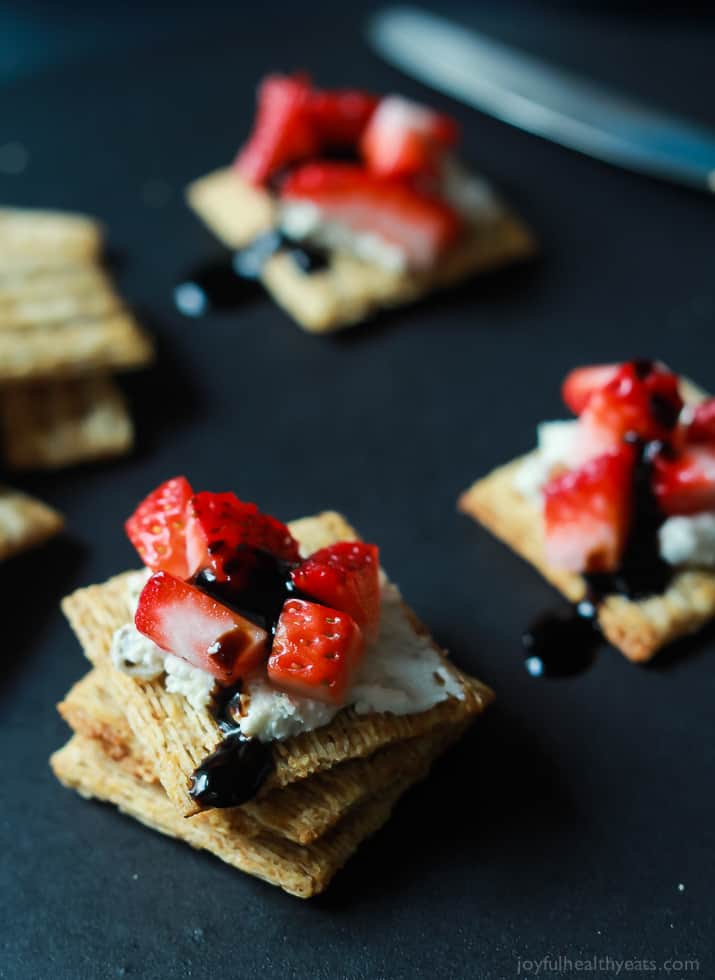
[234,73,318,185]
[653,445,715,516]
[561,363,620,415]
[543,445,635,573]
[572,362,683,464]
[191,492,300,580]
[280,162,461,269]
[291,542,380,642]
[125,476,203,579]
[135,572,268,685]
[308,88,379,145]
[268,599,364,704]
[686,398,715,444]
[361,95,458,179]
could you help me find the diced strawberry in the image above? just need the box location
[307,88,379,145]
[234,73,318,185]
[280,162,461,268]
[543,445,635,573]
[125,477,204,579]
[361,95,458,179]
[686,398,715,444]
[561,363,620,415]
[268,598,364,704]
[191,492,300,580]
[135,572,268,685]
[572,361,683,464]
[290,542,380,642]
[652,445,715,516]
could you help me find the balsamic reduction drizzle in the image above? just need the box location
[175,229,329,317]
[523,432,676,679]
[188,547,302,807]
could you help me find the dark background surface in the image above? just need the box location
[1,3,714,979]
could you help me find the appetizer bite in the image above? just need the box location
[459,360,715,665]
[53,479,493,897]
[182,73,535,332]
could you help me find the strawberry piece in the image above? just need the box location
[280,162,461,269]
[125,477,204,579]
[291,542,380,642]
[562,363,620,415]
[191,492,300,580]
[268,599,364,704]
[135,572,268,685]
[307,88,379,145]
[543,445,635,573]
[653,445,715,516]
[361,95,458,179]
[686,398,715,444]
[572,362,683,464]
[234,73,318,186]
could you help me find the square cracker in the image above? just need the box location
[62,510,494,816]
[459,443,715,664]
[0,486,63,561]
[0,311,154,383]
[0,207,102,266]
[186,167,536,333]
[59,666,466,845]
[51,734,445,898]
[0,375,133,470]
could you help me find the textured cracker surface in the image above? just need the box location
[51,735,429,898]
[186,168,536,333]
[0,375,133,469]
[459,454,715,662]
[60,666,466,844]
[61,511,493,815]
[0,485,63,561]
[0,207,103,265]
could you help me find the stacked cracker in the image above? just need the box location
[0,207,154,469]
[52,511,494,897]
[186,168,535,333]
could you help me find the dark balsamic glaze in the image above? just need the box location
[523,601,600,678]
[187,547,302,807]
[174,229,329,317]
[190,733,273,808]
[524,423,677,678]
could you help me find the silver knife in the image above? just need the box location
[368,6,715,193]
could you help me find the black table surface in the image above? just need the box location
[1,4,714,979]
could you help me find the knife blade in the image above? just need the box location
[368,6,715,192]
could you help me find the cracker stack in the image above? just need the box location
[0,207,154,469]
[52,511,494,897]
[186,168,535,333]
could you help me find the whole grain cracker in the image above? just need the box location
[458,380,715,662]
[0,312,154,383]
[60,666,467,844]
[0,375,133,469]
[0,208,102,265]
[51,735,439,898]
[186,168,535,333]
[0,486,63,561]
[62,511,494,816]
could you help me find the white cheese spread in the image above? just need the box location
[110,576,465,741]
[512,420,578,502]
[658,513,715,567]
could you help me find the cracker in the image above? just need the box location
[0,208,102,266]
[0,311,154,383]
[62,511,494,816]
[51,734,437,898]
[186,168,535,333]
[0,486,63,561]
[459,402,715,663]
[0,278,121,331]
[60,666,466,844]
[0,375,133,469]
[0,264,114,307]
